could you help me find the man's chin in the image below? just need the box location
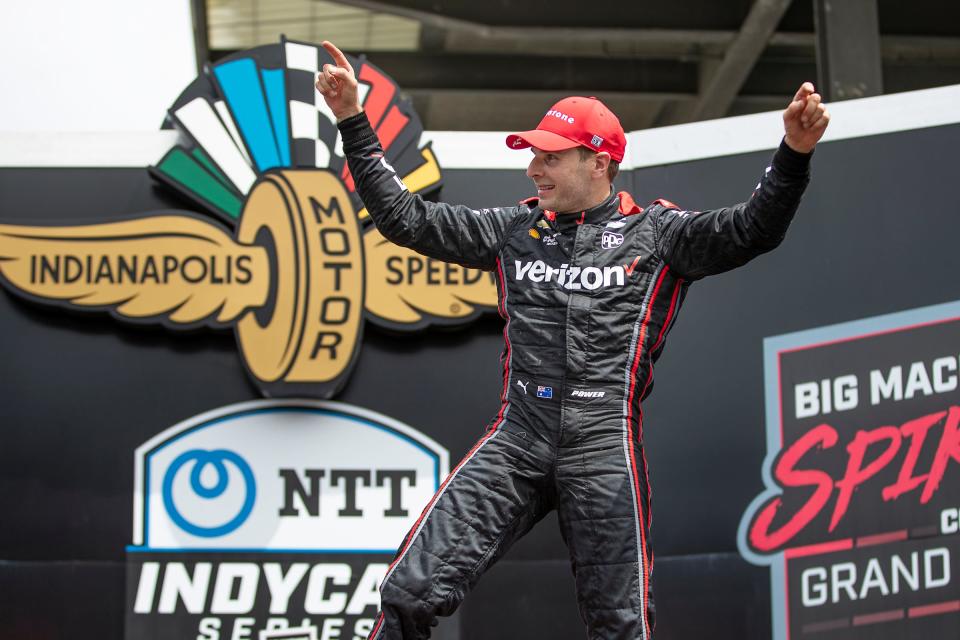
[538,196,557,211]
[539,196,579,213]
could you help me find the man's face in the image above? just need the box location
[526,147,594,213]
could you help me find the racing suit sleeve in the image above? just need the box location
[654,139,812,280]
[338,112,520,271]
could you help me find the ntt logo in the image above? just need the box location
[545,109,575,124]
[162,449,256,538]
[130,399,449,552]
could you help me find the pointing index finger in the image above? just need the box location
[792,81,815,102]
[322,40,353,74]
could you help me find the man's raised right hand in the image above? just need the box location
[315,40,363,122]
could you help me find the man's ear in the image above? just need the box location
[593,152,612,178]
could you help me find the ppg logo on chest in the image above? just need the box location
[601,231,624,250]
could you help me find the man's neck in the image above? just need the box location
[556,187,614,214]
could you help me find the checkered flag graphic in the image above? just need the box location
[283,39,369,169]
[152,37,442,225]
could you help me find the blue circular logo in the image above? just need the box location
[162,449,256,537]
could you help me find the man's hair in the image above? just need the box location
[578,147,619,182]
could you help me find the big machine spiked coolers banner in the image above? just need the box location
[0,39,498,639]
[739,301,960,640]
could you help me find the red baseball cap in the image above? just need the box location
[506,96,626,163]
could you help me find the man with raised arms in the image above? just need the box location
[316,40,829,640]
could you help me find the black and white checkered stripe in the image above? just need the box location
[283,39,370,169]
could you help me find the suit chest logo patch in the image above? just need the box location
[531,220,561,246]
[601,231,624,250]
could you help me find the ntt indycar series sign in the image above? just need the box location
[738,301,960,639]
[125,400,448,640]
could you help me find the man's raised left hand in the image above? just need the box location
[783,82,830,154]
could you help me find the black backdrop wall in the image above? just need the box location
[1,122,959,639]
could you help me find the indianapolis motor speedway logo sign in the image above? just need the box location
[0,38,497,398]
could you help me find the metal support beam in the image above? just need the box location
[191,0,210,72]
[331,0,796,49]
[814,0,884,100]
[688,0,793,121]
[326,2,960,64]
[358,52,698,93]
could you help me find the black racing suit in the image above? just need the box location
[338,112,812,639]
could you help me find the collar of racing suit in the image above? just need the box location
[548,190,635,229]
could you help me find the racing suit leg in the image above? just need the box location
[369,418,554,639]
[556,397,655,640]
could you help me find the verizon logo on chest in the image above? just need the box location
[514,257,641,290]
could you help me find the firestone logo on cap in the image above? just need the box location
[545,109,575,124]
